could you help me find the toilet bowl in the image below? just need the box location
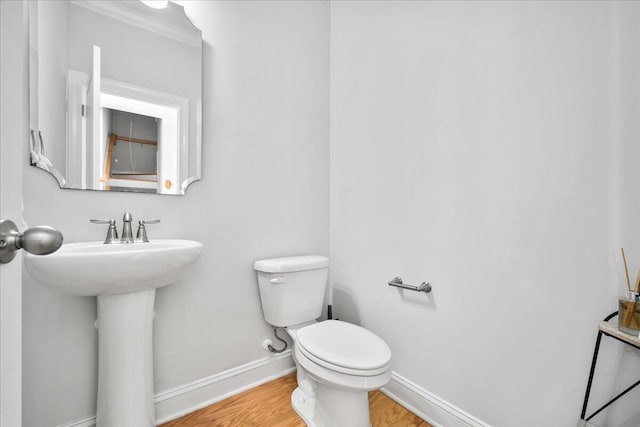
[288,320,392,427]
[254,256,392,427]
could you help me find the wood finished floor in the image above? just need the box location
[161,373,431,427]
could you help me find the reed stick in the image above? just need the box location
[621,248,632,292]
[635,268,640,294]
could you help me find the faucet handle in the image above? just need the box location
[136,219,160,243]
[90,219,114,225]
[90,219,119,244]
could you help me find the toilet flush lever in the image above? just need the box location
[270,277,286,284]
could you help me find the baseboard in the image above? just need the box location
[57,415,96,427]
[56,350,295,427]
[381,372,492,427]
[58,357,489,427]
[155,350,295,424]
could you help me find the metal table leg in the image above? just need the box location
[580,311,640,423]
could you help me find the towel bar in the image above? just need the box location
[388,277,431,293]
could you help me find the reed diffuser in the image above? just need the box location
[619,248,640,335]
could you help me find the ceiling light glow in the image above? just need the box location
[141,0,169,9]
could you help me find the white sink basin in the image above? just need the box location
[24,238,203,426]
[24,239,203,295]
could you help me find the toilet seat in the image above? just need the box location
[295,320,392,376]
[294,344,392,393]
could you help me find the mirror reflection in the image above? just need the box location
[28,0,202,195]
[103,110,159,193]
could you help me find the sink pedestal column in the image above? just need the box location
[96,289,156,427]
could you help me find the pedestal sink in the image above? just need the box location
[24,239,203,427]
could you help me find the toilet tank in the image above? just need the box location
[254,256,329,328]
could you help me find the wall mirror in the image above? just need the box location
[28,0,202,195]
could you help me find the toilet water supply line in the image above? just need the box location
[266,328,288,353]
[265,274,334,354]
[265,304,334,354]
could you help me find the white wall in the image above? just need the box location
[21,1,329,425]
[330,1,640,426]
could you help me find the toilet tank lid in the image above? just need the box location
[254,255,329,273]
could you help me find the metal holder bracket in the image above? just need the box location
[388,276,432,293]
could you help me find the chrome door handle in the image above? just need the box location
[0,219,64,264]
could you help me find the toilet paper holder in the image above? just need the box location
[388,276,432,293]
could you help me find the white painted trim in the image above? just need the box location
[70,0,201,47]
[87,45,102,190]
[67,69,88,189]
[100,92,180,194]
[0,3,25,424]
[55,358,490,427]
[57,415,96,427]
[107,178,157,190]
[155,351,295,424]
[55,351,295,427]
[101,78,189,119]
[100,77,190,194]
[381,372,492,427]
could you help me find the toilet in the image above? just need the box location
[254,255,392,427]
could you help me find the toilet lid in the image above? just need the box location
[296,320,391,371]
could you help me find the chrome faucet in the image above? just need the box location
[121,212,134,243]
[91,213,159,244]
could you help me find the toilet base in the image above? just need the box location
[291,384,372,427]
[291,387,316,427]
